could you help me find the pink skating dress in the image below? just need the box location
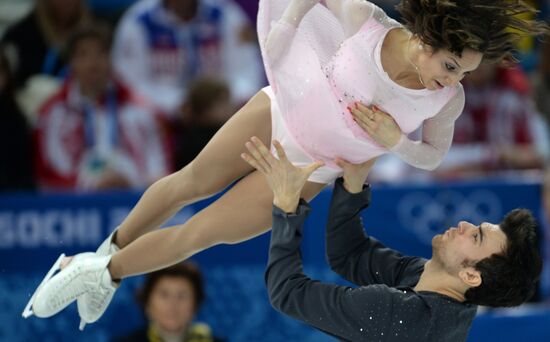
[258,0,465,184]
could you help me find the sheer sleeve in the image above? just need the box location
[263,0,319,66]
[325,0,376,37]
[264,0,376,66]
[390,86,465,170]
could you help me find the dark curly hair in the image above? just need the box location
[136,262,206,312]
[396,0,549,63]
[463,209,542,307]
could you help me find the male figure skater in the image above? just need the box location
[241,137,542,342]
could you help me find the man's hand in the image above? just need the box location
[334,157,377,193]
[241,137,324,212]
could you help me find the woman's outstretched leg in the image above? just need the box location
[37,90,272,328]
[109,170,326,278]
[114,90,272,249]
[29,169,326,323]
[28,90,274,322]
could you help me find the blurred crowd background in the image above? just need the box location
[1,0,550,341]
[0,0,549,191]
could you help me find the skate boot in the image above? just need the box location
[77,228,120,330]
[27,253,117,324]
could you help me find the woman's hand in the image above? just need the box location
[241,137,324,213]
[282,0,321,27]
[349,103,402,149]
[334,157,377,194]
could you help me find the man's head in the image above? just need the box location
[431,208,542,307]
[182,78,231,125]
[136,262,206,333]
[164,0,199,22]
[66,24,112,95]
[40,0,88,27]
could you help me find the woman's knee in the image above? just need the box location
[184,160,238,198]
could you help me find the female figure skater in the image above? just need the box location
[24,0,547,329]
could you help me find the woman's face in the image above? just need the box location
[417,46,483,90]
[146,276,197,334]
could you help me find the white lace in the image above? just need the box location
[46,263,103,311]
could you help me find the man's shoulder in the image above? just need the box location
[397,256,427,287]
[419,294,477,341]
[347,283,476,341]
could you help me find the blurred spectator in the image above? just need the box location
[173,78,232,169]
[511,0,542,71]
[0,46,35,191]
[111,0,264,117]
[34,24,171,191]
[112,262,223,342]
[533,40,550,127]
[536,34,550,302]
[1,0,93,88]
[433,63,549,179]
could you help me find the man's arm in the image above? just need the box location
[266,201,394,341]
[325,178,425,287]
[239,139,393,339]
[240,139,417,340]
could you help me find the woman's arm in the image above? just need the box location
[324,0,377,37]
[390,87,465,170]
[263,0,319,65]
[264,0,377,66]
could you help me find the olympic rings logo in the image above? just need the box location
[396,189,503,244]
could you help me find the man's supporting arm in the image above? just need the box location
[265,200,393,341]
[326,178,423,287]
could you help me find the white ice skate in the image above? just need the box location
[24,253,117,322]
[77,228,120,330]
[22,253,66,318]
[22,252,96,319]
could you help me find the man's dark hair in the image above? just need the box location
[136,262,206,312]
[464,209,542,307]
[65,22,112,60]
[396,0,549,63]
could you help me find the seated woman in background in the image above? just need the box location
[112,262,223,342]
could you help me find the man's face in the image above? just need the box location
[70,38,110,91]
[432,220,507,275]
[146,276,196,333]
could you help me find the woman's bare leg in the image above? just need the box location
[114,90,272,248]
[108,170,326,279]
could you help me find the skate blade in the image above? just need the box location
[22,253,66,318]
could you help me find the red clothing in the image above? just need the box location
[437,66,548,174]
[454,67,535,145]
[34,78,171,190]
